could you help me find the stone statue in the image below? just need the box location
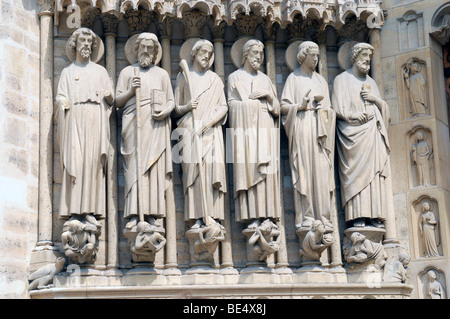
[116,33,174,237]
[188,216,226,266]
[419,201,440,257]
[343,232,387,269]
[55,27,114,263]
[426,270,445,299]
[130,221,167,262]
[403,58,428,116]
[332,42,394,229]
[227,39,281,231]
[300,220,334,265]
[383,252,410,283]
[27,257,65,291]
[247,219,281,262]
[281,41,336,229]
[174,39,228,230]
[411,130,433,187]
[61,219,98,264]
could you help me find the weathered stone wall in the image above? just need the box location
[0,0,40,298]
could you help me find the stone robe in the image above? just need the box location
[116,64,174,219]
[227,69,281,222]
[174,69,227,221]
[332,69,394,222]
[281,69,336,226]
[56,61,113,219]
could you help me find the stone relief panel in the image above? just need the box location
[397,10,425,52]
[411,196,442,259]
[401,57,429,118]
[418,268,447,299]
[408,126,435,188]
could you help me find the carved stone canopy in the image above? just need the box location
[52,1,385,32]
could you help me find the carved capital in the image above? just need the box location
[156,17,174,38]
[182,9,209,38]
[234,12,264,37]
[102,13,119,36]
[37,0,54,16]
[209,19,227,40]
[124,9,157,36]
[81,7,101,29]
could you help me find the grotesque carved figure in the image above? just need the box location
[130,221,167,261]
[247,219,281,262]
[344,232,387,269]
[61,219,98,264]
[300,220,334,264]
[28,257,65,291]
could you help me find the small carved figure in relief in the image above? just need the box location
[116,33,174,232]
[248,219,281,262]
[27,257,65,291]
[383,252,410,283]
[175,39,228,230]
[332,43,394,229]
[55,27,114,263]
[403,58,428,116]
[130,221,167,260]
[227,39,281,233]
[281,41,336,230]
[300,220,334,263]
[61,219,98,264]
[419,201,440,257]
[411,131,433,187]
[344,232,387,269]
[426,270,445,299]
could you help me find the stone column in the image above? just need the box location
[102,13,121,275]
[264,22,277,84]
[317,30,328,83]
[37,1,54,247]
[369,27,384,99]
[30,0,62,273]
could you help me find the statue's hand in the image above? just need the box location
[130,76,141,92]
[361,89,379,104]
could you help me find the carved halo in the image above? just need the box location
[179,37,215,69]
[230,36,255,69]
[65,29,105,63]
[124,33,163,65]
[285,40,303,72]
[337,40,359,71]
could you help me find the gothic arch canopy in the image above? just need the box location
[51,0,385,29]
